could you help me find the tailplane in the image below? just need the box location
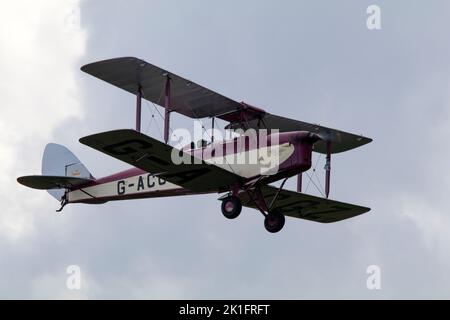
[17,143,94,201]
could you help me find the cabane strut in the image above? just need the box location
[135,86,142,132]
[325,141,331,198]
[164,75,171,144]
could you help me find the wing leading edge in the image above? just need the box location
[81,57,244,119]
[17,175,92,190]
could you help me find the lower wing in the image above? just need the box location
[79,129,242,192]
[235,185,370,223]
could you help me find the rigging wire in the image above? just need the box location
[139,82,237,175]
[305,153,321,193]
[305,171,325,197]
[313,166,325,196]
[141,87,177,142]
[143,102,155,134]
[181,96,237,174]
[150,103,164,140]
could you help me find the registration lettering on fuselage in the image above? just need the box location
[117,174,166,195]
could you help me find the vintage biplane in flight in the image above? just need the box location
[18,57,372,233]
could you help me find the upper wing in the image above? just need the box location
[227,113,372,154]
[81,57,371,154]
[79,129,241,192]
[17,175,92,190]
[81,57,245,119]
[233,185,370,223]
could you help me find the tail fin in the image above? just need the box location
[41,143,94,200]
[42,143,93,179]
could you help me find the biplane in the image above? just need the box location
[17,57,372,233]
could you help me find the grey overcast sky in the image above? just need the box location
[1,0,450,299]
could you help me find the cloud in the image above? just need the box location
[399,97,450,267]
[0,0,86,241]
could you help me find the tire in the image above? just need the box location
[221,196,242,219]
[264,210,285,233]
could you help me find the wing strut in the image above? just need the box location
[164,75,171,143]
[211,117,215,143]
[325,141,331,198]
[136,86,142,132]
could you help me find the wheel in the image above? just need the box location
[264,210,285,233]
[221,196,242,219]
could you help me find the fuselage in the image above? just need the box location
[68,131,318,204]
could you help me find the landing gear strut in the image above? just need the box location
[245,184,287,233]
[221,183,287,233]
[221,195,242,219]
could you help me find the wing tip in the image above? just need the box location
[17,175,45,190]
[361,136,373,145]
[17,175,27,186]
[79,128,140,145]
[80,56,143,73]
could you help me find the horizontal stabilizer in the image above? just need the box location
[17,175,92,190]
[228,185,370,223]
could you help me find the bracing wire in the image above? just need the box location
[305,153,321,193]
[305,171,325,197]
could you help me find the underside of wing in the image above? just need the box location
[17,175,93,190]
[81,57,244,119]
[236,185,370,223]
[79,129,242,192]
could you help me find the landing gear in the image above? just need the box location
[220,184,287,233]
[264,210,285,233]
[221,196,242,219]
